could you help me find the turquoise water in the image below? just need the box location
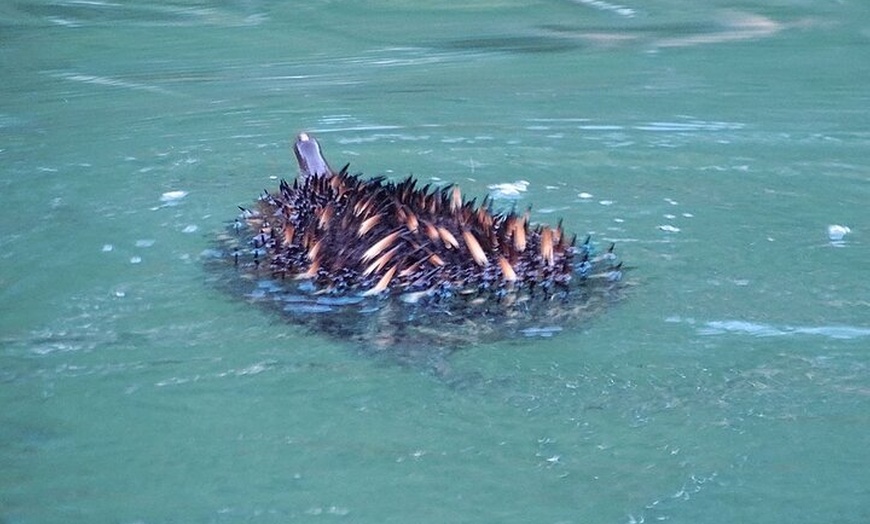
[2,1,869,522]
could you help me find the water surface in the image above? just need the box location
[2,1,869,522]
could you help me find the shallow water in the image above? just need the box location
[2,1,869,522]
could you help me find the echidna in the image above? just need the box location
[235,133,622,302]
[206,132,626,365]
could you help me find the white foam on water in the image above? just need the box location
[160,190,188,202]
[488,180,529,200]
[521,326,563,338]
[827,224,850,242]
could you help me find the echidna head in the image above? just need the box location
[293,133,332,179]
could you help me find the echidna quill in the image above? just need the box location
[210,133,625,354]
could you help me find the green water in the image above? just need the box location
[2,1,869,522]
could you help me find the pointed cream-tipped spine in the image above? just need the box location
[362,265,397,296]
[462,230,488,267]
[361,230,401,263]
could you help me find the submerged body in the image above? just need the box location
[209,133,626,363]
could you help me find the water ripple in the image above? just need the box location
[695,319,870,339]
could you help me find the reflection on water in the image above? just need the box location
[11,0,267,28]
[448,35,583,54]
[49,71,177,96]
[449,10,802,53]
